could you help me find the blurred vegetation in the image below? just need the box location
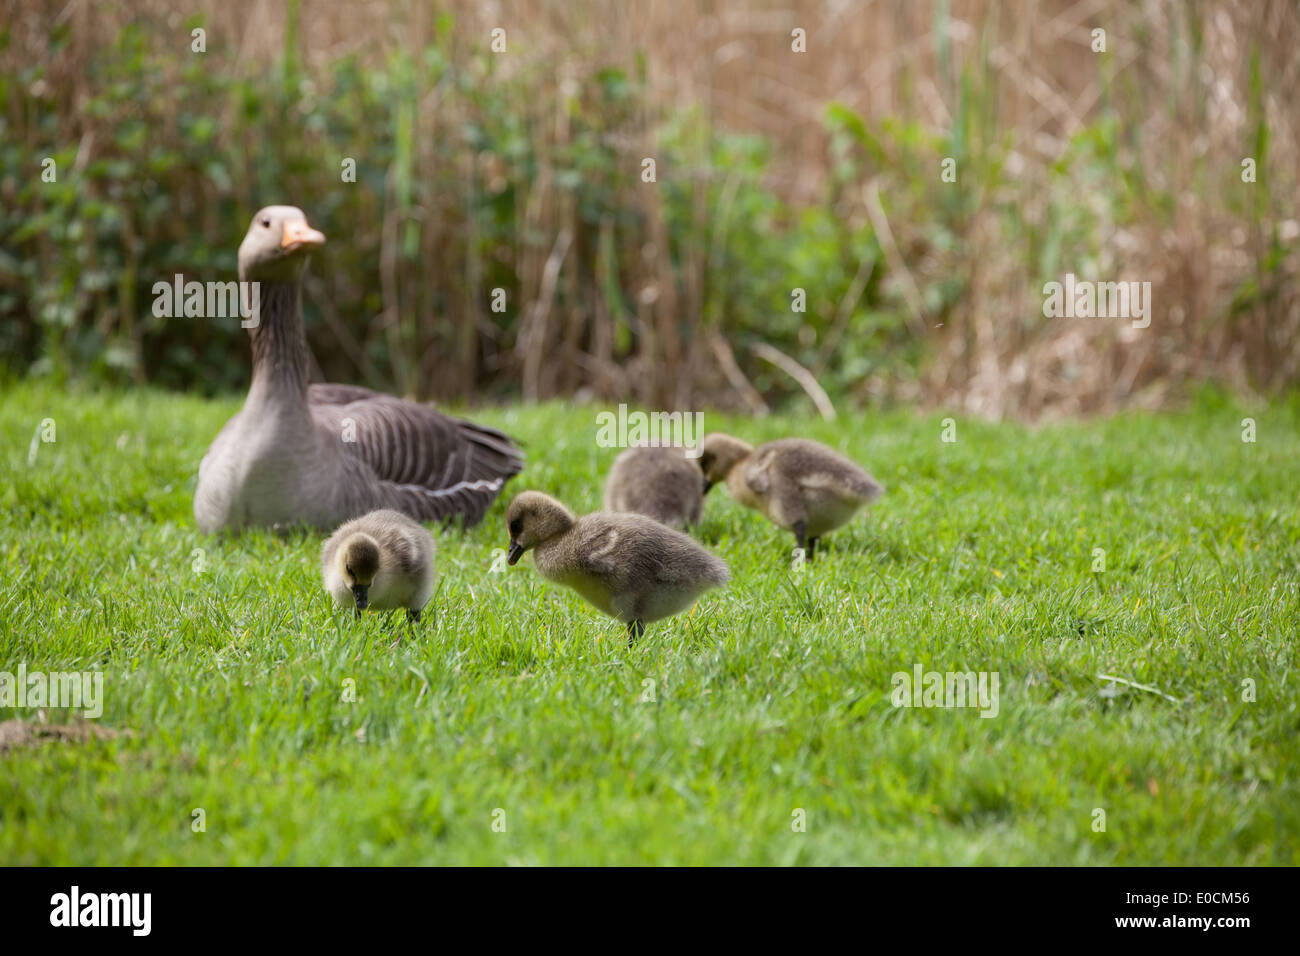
[1,0,1296,417]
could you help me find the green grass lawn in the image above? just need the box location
[1,380,1297,865]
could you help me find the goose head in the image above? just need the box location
[697,433,754,493]
[337,533,382,610]
[237,205,326,283]
[505,491,576,565]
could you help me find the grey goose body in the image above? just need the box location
[194,206,523,534]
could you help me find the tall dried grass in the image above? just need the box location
[1,0,1296,418]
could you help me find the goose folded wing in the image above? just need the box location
[309,385,523,525]
[742,455,773,495]
[308,383,383,407]
[576,522,679,590]
[572,524,626,580]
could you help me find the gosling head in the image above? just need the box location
[237,205,326,283]
[337,533,382,611]
[697,433,755,493]
[505,491,577,565]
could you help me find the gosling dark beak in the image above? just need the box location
[507,542,524,566]
[352,584,369,611]
[702,479,713,494]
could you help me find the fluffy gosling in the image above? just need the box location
[603,445,704,530]
[322,509,436,621]
[505,490,728,644]
[698,434,883,559]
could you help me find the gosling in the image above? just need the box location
[698,433,883,559]
[504,490,728,644]
[322,509,436,622]
[603,445,704,530]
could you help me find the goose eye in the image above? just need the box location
[261,218,271,228]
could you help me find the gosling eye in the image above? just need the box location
[345,564,353,577]
[509,519,522,537]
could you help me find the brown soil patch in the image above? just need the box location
[0,718,126,753]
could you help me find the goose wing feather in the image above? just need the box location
[571,522,625,579]
[308,383,382,407]
[308,384,523,526]
[742,450,775,495]
[572,517,696,586]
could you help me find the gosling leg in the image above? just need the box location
[793,520,808,559]
[807,537,819,560]
[407,608,421,624]
[626,619,645,646]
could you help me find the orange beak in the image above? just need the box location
[281,219,326,250]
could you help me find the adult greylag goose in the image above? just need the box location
[194,206,523,534]
[698,434,883,559]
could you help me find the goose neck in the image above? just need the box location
[532,529,572,569]
[246,280,310,405]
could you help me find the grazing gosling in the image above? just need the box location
[698,433,883,559]
[603,445,704,530]
[505,490,728,644]
[322,509,436,622]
